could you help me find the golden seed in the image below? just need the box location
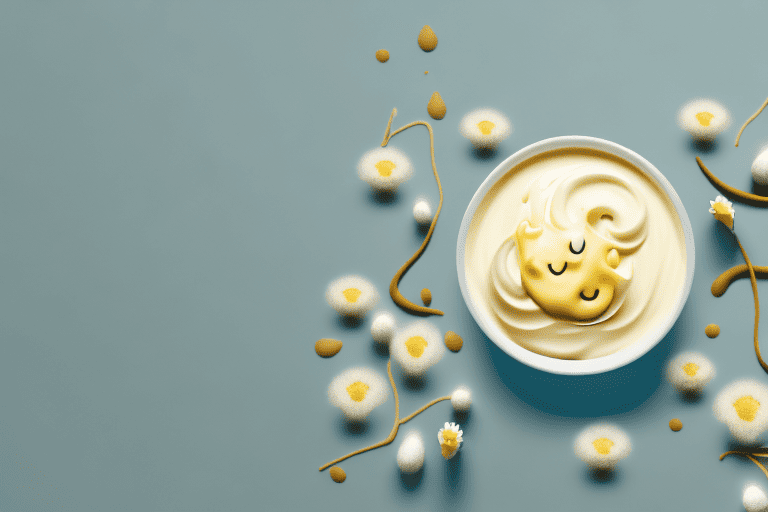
[329,466,346,483]
[705,323,720,338]
[669,418,683,432]
[315,338,343,358]
[418,25,438,51]
[421,288,432,306]
[375,49,389,63]
[445,331,463,352]
[427,91,446,120]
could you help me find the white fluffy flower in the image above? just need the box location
[413,197,433,225]
[667,352,716,393]
[397,430,425,473]
[709,195,735,230]
[744,483,768,512]
[678,98,731,140]
[328,367,389,421]
[390,320,445,376]
[438,422,463,459]
[574,424,631,470]
[325,275,379,317]
[714,379,768,444]
[357,147,413,192]
[450,386,472,412]
[752,148,768,186]
[459,108,512,149]
[370,311,396,344]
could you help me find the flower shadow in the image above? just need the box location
[688,137,718,154]
[468,145,498,162]
[583,467,622,487]
[368,188,400,206]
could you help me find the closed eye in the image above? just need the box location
[569,240,585,255]
[547,262,567,276]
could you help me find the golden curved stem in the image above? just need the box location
[746,454,768,480]
[381,108,445,316]
[319,360,450,472]
[696,157,768,204]
[712,264,768,297]
[734,235,768,374]
[735,96,768,147]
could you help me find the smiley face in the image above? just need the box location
[515,220,626,322]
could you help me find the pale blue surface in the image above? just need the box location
[1,1,767,510]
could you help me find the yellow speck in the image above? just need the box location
[477,120,495,135]
[405,335,428,358]
[420,288,432,306]
[342,287,362,303]
[374,159,396,177]
[427,91,446,120]
[669,418,683,431]
[346,381,369,402]
[592,437,614,455]
[417,25,438,52]
[607,248,620,269]
[705,324,720,338]
[734,395,760,422]
[424,71,429,75]
[329,466,346,483]
[683,362,699,376]
[375,49,389,63]
[696,111,714,126]
[444,331,463,352]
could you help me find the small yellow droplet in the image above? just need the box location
[427,91,446,120]
[607,248,620,269]
[375,160,396,177]
[734,395,760,422]
[682,362,699,376]
[315,338,343,358]
[444,331,463,352]
[592,437,614,455]
[477,120,495,135]
[346,381,369,402]
[405,335,428,358]
[375,49,389,63]
[421,288,432,306]
[696,111,714,126]
[343,288,362,303]
[705,323,720,338]
[424,71,429,75]
[329,466,346,483]
[417,25,438,52]
[669,418,683,432]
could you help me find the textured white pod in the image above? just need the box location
[413,198,433,225]
[397,431,425,473]
[744,483,768,512]
[752,149,768,186]
[451,385,472,412]
[370,311,396,344]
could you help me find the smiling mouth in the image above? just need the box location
[580,289,599,301]
[548,262,567,276]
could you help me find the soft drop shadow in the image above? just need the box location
[334,417,372,440]
[469,145,498,161]
[372,341,390,359]
[414,222,430,238]
[583,467,621,486]
[445,451,464,492]
[751,181,768,198]
[337,315,364,330]
[368,188,400,205]
[452,410,472,431]
[708,221,739,263]
[679,389,704,404]
[402,374,429,392]
[398,466,424,492]
[689,137,718,154]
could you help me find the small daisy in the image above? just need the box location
[713,379,768,444]
[325,275,379,317]
[450,385,472,412]
[709,195,735,230]
[667,352,716,393]
[370,311,396,344]
[574,424,631,470]
[678,98,731,141]
[397,430,425,473]
[390,320,445,376]
[412,197,433,225]
[438,422,463,459]
[752,148,768,186]
[357,147,413,192]
[459,108,512,149]
[744,483,768,512]
[328,367,389,421]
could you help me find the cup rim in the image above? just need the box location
[456,136,695,375]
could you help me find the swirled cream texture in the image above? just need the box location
[465,149,686,359]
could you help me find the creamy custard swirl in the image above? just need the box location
[488,164,658,358]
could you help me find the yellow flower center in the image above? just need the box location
[592,437,614,455]
[712,202,734,229]
[441,430,459,458]
[683,362,699,376]
[405,335,428,358]
[734,395,760,422]
[346,381,370,402]
[342,287,362,303]
[375,160,396,177]
[696,111,714,126]
[477,120,495,135]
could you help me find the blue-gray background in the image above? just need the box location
[1,1,767,510]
